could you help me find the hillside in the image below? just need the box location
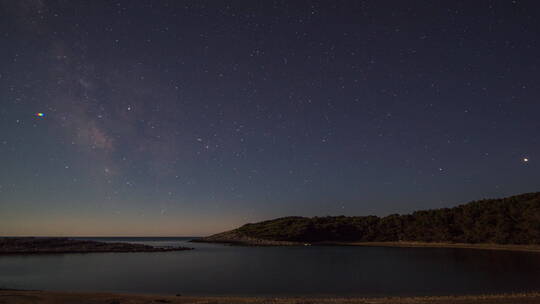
[197,192,540,245]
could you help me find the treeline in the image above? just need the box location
[237,192,540,244]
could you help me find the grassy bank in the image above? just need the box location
[1,290,540,304]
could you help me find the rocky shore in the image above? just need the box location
[0,237,192,254]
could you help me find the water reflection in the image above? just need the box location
[0,238,539,296]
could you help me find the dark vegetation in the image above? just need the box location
[235,192,540,244]
[0,237,192,254]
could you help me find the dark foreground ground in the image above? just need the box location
[0,237,192,254]
[1,291,540,304]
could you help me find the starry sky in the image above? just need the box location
[1,0,539,236]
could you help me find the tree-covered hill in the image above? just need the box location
[203,192,540,245]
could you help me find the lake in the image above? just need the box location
[1,237,539,297]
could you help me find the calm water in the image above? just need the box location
[1,237,540,297]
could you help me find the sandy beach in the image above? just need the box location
[2,290,540,304]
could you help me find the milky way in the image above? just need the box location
[1,1,539,236]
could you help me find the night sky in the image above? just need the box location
[1,1,539,236]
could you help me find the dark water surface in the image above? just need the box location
[1,237,539,297]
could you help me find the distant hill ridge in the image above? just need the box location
[200,192,540,245]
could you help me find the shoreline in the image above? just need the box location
[0,248,192,255]
[319,241,540,253]
[1,290,540,304]
[194,236,540,253]
[0,237,192,255]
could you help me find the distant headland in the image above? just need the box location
[195,192,540,251]
[0,237,192,255]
